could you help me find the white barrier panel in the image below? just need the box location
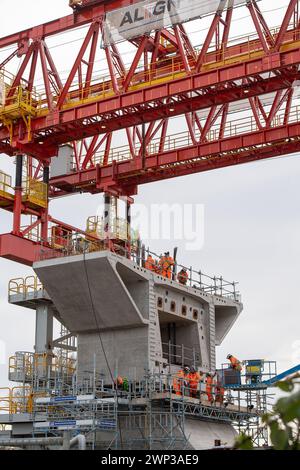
[103,0,246,46]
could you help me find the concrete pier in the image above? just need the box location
[33,251,242,382]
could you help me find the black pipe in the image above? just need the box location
[43,166,50,184]
[15,154,23,188]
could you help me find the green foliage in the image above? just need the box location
[236,374,300,450]
[233,433,254,450]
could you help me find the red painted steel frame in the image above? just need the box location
[1,1,300,265]
[0,0,299,158]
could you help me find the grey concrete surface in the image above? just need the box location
[32,251,243,381]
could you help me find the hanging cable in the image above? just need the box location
[82,246,124,449]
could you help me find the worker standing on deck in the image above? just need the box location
[205,372,216,402]
[177,267,189,285]
[215,375,225,404]
[158,254,165,276]
[145,254,156,272]
[173,366,190,396]
[160,252,174,279]
[227,354,243,372]
[188,367,201,398]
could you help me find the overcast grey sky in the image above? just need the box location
[0,0,300,388]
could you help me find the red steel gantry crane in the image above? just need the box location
[0,0,300,264]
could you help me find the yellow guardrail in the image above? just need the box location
[0,70,42,142]
[86,216,128,241]
[0,386,33,414]
[3,23,298,124]
[86,216,140,244]
[9,352,76,384]
[8,276,43,298]
[0,170,13,199]
[23,178,48,209]
[59,25,286,106]
[1,168,46,208]
[90,103,300,167]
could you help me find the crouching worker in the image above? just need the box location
[115,376,129,392]
[227,354,243,372]
[177,268,189,285]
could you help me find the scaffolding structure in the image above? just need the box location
[0,350,277,450]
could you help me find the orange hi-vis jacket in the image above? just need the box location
[163,256,174,278]
[178,269,188,285]
[158,256,166,274]
[145,255,156,271]
[229,356,242,371]
[173,370,185,395]
[205,375,215,401]
[188,371,201,390]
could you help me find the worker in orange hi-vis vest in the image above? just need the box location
[188,367,202,398]
[158,254,165,276]
[166,253,175,279]
[215,382,225,404]
[173,369,185,396]
[160,252,174,279]
[177,267,189,285]
[227,354,243,372]
[205,373,216,402]
[145,254,156,272]
[173,366,190,396]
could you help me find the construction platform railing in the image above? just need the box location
[8,276,44,300]
[0,170,13,199]
[0,70,42,141]
[36,235,240,300]
[8,351,76,385]
[28,23,300,114]
[29,226,240,301]
[0,386,33,414]
[220,360,278,389]
[0,168,47,209]
[86,216,140,244]
[1,21,299,127]
[0,367,274,425]
[87,101,300,168]
[162,342,201,369]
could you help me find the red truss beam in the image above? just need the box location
[48,83,300,196]
[0,1,300,158]
[50,121,300,195]
[0,0,142,49]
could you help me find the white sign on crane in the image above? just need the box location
[103,0,246,46]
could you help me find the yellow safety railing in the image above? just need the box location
[11,386,33,414]
[8,352,76,385]
[23,177,48,208]
[90,103,300,167]
[0,70,42,142]
[0,386,33,414]
[0,24,299,130]
[86,216,129,241]
[0,388,12,413]
[9,353,33,381]
[8,276,43,298]
[0,170,13,201]
[33,24,300,115]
